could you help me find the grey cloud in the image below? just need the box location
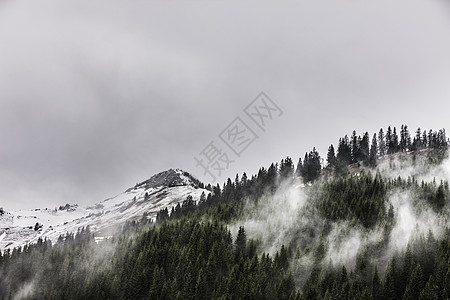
[1,0,450,209]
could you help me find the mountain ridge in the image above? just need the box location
[0,168,209,251]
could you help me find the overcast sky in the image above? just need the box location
[1,0,450,209]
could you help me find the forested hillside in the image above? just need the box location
[0,125,449,299]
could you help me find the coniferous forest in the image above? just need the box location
[0,125,449,299]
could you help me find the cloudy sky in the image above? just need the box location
[1,0,450,209]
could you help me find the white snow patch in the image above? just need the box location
[1,184,209,251]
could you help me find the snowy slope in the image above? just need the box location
[0,169,209,251]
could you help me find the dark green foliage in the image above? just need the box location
[311,173,387,228]
[337,135,352,166]
[392,127,399,154]
[295,158,303,177]
[0,220,297,300]
[331,125,448,177]
[378,128,386,156]
[0,125,449,300]
[301,228,450,300]
[400,125,412,152]
[280,157,295,181]
[234,226,247,261]
[369,133,378,167]
[360,132,370,165]
[301,148,322,183]
[326,144,336,168]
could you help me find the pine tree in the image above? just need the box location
[280,157,294,180]
[386,126,393,154]
[199,192,206,206]
[428,129,434,148]
[302,148,322,182]
[351,131,360,163]
[404,264,425,300]
[432,183,446,209]
[393,127,399,153]
[337,136,352,166]
[275,245,289,271]
[401,125,406,152]
[241,172,248,187]
[405,125,412,151]
[422,130,428,148]
[437,129,447,148]
[378,128,386,156]
[419,276,439,300]
[372,265,382,299]
[327,144,337,168]
[277,273,295,300]
[412,128,422,151]
[295,158,303,177]
[234,226,247,261]
[267,163,278,193]
[361,132,370,165]
[369,133,378,167]
[195,268,209,300]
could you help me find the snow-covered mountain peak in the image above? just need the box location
[0,169,209,251]
[132,168,200,190]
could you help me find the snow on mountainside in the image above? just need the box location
[0,169,209,251]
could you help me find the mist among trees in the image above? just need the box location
[0,125,449,299]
